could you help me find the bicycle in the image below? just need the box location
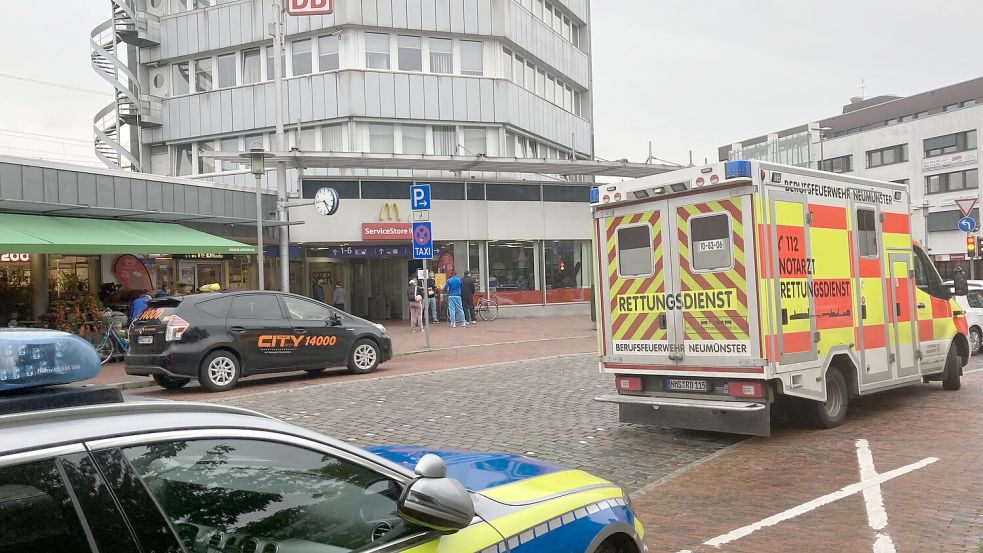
[83,311,130,364]
[475,295,499,322]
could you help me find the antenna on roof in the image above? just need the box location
[689,150,694,167]
[860,78,866,99]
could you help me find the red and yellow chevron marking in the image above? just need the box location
[605,210,667,342]
[676,199,750,342]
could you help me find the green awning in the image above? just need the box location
[0,213,256,255]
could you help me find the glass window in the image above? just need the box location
[284,296,333,319]
[302,180,359,199]
[295,127,317,150]
[462,127,486,155]
[194,58,212,92]
[361,181,410,199]
[322,124,344,151]
[525,62,535,90]
[467,182,485,200]
[545,75,555,103]
[266,46,285,80]
[197,141,215,174]
[171,0,188,12]
[546,240,589,303]
[857,209,878,258]
[197,295,233,317]
[402,125,426,154]
[690,213,732,271]
[292,38,312,76]
[543,185,589,202]
[617,225,652,277]
[563,16,571,40]
[317,35,339,71]
[819,155,852,173]
[242,48,262,84]
[431,182,465,200]
[536,69,546,96]
[513,56,525,87]
[574,90,582,116]
[534,0,544,19]
[925,130,976,157]
[229,294,284,319]
[194,0,212,7]
[219,137,239,171]
[502,48,514,82]
[967,290,983,309]
[433,126,456,156]
[461,40,483,76]
[488,240,542,305]
[366,32,390,69]
[429,38,453,74]
[486,183,541,201]
[119,439,413,551]
[217,53,236,87]
[505,131,516,157]
[175,144,193,176]
[0,459,92,553]
[397,35,422,71]
[866,144,907,168]
[172,61,190,95]
[369,124,395,153]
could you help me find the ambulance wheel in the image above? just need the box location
[804,369,848,429]
[942,345,962,391]
[970,327,982,355]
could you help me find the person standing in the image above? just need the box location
[444,272,467,328]
[407,279,424,332]
[128,290,152,324]
[312,279,325,303]
[462,271,477,325]
[426,273,440,324]
[332,282,346,312]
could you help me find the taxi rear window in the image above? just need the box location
[196,296,233,318]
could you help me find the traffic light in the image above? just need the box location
[968,235,977,258]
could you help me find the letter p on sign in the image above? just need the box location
[287,0,333,16]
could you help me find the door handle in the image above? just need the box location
[292,328,308,334]
[229,326,246,333]
[917,303,926,309]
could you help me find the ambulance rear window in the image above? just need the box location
[690,213,732,271]
[617,225,653,277]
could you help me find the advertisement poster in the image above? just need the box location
[113,254,153,291]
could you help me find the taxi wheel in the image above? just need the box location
[942,344,962,391]
[199,350,241,392]
[152,374,190,390]
[348,339,380,374]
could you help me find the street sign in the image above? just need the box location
[286,0,333,16]
[959,216,978,233]
[412,222,434,260]
[956,198,979,217]
[413,210,430,221]
[411,184,432,210]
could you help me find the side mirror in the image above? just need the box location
[954,267,969,297]
[397,454,474,534]
[329,314,342,326]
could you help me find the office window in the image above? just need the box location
[318,35,339,71]
[543,185,589,202]
[486,183,541,201]
[365,33,390,69]
[545,75,554,103]
[197,141,215,174]
[534,0,543,19]
[926,169,979,194]
[433,126,456,155]
[368,124,394,153]
[563,16,571,40]
[175,144,193,176]
[402,125,426,154]
[564,85,573,111]
[361,181,410,200]
[291,39,312,76]
[242,48,261,84]
[925,130,976,157]
[431,182,465,200]
[193,58,212,92]
[462,127,486,155]
[217,53,236,87]
[945,104,959,112]
[194,0,212,7]
[219,137,239,171]
[266,46,285,80]
[172,62,190,95]
[866,144,908,168]
[429,38,452,73]
[467,182,485,200]
[856,209,878,257]
[461,41,483,76]
[574,90,582,116]
[963,99,977,108]
[513,56,525,87]
[819,155,852,173]
[505,131,516,157]
[397,35,422,71]
[502,48,514,82]
[536,69,546,96]
[171,0,189,12]
[525,62,535,90]
[322,125,344,151]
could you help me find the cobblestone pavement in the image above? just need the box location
[215,353,741,493]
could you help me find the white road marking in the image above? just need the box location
[856,439,896,553]
[963,366,983,375]
[702,455,938,548]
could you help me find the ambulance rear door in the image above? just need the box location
[668,186,760,368]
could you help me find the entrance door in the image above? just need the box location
[769,194,818,365]
[888,254,919,378]
[179,262,224,289]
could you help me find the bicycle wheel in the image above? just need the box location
[84,332,114,365]
[478,300,499,322]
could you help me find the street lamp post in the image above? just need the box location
[242,143,274,290]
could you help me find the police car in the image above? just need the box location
[0,329,646,553]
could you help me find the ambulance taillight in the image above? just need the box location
[727,381,764,399]
[616,376,643,393]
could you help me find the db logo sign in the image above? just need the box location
[286,0,333,16]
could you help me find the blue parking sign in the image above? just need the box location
[411,184,431,210]
[412,222,433,260]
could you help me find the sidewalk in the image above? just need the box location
[85,315,597,390]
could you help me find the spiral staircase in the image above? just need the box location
[90,0,160,171]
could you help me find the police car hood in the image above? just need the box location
[366,445,615,506]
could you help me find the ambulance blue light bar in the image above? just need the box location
[0,329,101,392]
[589,187,599,204]
[724,160,753,179]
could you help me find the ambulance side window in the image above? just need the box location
[913,244,948,299]
[690,213,732,272]
[856,209,878,257]
[617,225,653,277]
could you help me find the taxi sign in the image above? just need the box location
[0,329,101,391]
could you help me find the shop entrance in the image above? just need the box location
[305,255,408,321]
[179,262,224,290]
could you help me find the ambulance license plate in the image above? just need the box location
[665,378,708,392]
[137,336,154,345]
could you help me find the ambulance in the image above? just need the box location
[592,160,970,436]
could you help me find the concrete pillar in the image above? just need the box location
[87,257,101,294]
[30,254,48,320]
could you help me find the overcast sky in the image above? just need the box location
[1,0,981,169]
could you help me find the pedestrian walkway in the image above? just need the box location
[85,315,596,390]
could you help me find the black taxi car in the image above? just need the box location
[125,291,392,392]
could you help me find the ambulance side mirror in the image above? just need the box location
[953,268,969,297]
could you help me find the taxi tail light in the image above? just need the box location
[727,381,764,398]
[165,315,190,342]
[616,375,642,393]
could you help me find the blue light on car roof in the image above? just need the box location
[0,329,100,392]
[724,160,753,179]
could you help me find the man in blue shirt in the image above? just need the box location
[129,291,152,324]
[444,272,467,328]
